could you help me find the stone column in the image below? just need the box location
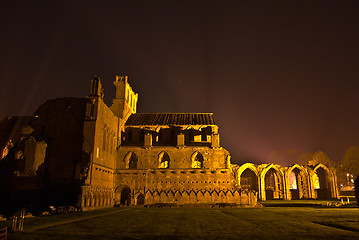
[211,133,220,148]
[144,133,152,148]
[177,132,185,148]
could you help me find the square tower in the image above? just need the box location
[110,76,138,121]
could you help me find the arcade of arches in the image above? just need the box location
[236,163,338,201]
[81,162,338,209]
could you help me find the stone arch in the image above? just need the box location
[312,164,336,199]
[241,191,249,205]
[197,191,205,203]
[287,165,310,200]
[211,190,219,203]
[115,185,131,206]
[203,190,211,203]
[167,190,175,203]
[226,190,234,203]
[153,190,160,203]
[89,193,94,207]
[191,151,204,168]
[145,191,153,205]
[238,163,259,191]
[124,152,138,169]
[158,151,170,169]
[83,193,90,208]
[107,192,111,205]
[103,192,108,206]
[135,193,145,205]
[218,190,226,203]
[93,193,99,207]
[260,164,285,201]
[182,191,190,204]
[160,190,168,203]
[189,190,197,204]
[103,192,107,205]
[233,190,240,203]
[98,193,102,206]
[174,191,181,203]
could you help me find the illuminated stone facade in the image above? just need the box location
[80,76,257,209]
[235,163,339,201]
[0,75,338,212]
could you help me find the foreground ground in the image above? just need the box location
[1,205,359,240]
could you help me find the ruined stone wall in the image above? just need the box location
[116,146,229,170]
[81,97,120,209]
[24,138,47,175]
[90,99,118,170]
[236,163,339,201]
[114,169,257,205]
[115,169,234,192]
[34,98,88,182]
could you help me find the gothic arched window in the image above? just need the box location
[124,152,138,169]
[191,151,204,168]
[158,151,170,168]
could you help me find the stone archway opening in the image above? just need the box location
[136,193,145,205]
[315,167,331,199]
[240,168,258,191]
[289,168,309,200]
[265,168,284,200]
[115,186,131,206]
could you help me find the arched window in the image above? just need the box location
[158,151,170,168]
[124,152,138,169]
[264,167,284,200]
[240,168,258,191]
[191,151,204,168]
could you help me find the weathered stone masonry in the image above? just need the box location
[0,75,338,211]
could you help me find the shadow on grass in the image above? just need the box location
[312,221,359,232]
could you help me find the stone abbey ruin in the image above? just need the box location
[0,76,338,212]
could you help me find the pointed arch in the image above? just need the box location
[182,191,190,204]
[260,164,285,201]
[167,190,175,203]
[286,164,310,200]
[115,185,131,206]
[153,190,160,203]
[189,190,197,204]
[191,151,204,168]
[124,151,138,169]
[158,151,170,168]
[135,193,145,205]
[312,163,338,199]
[237,163,259,191]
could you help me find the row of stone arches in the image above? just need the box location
[82,191,113,209]
[114,186,257,205]
[237,163,338,201]
[123,151,205,169]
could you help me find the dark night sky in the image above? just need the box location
[0,1,358,166]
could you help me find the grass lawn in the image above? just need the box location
[1,206,359,240]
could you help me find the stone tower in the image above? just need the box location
[110,75,138,121]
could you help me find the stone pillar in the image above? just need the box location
[177,132,185,148]
[144,133,152,148]
[211,133,220,149]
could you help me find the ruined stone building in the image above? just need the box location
[0,76,338,212]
